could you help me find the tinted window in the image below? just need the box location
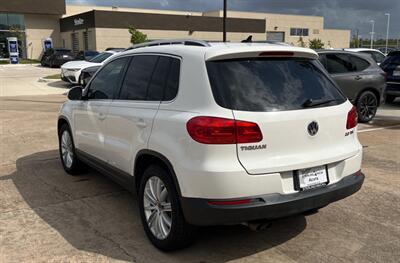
[349,55,370,71]
[325,53,355,74]
[119,55,180,101]
[207,58,345,112]
[119,55,158,100]
[147,56,171,100]
[87,57,128,100]
[164,58,180,101]
[89,52,113,63]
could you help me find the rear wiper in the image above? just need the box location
[302,98,336,108]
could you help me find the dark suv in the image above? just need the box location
[318,50,386,122]
[40,48,74,68]
[380,51,400,103]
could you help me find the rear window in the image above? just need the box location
[207,58,345,112]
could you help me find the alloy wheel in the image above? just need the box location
[143,176,172,240]
[61,130,74,168]
[359,93,377,121]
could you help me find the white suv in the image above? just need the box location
[58,40,364,250]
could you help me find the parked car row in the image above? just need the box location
[40,48,99,68]
[60,50,120,84]
[58,44,397,125]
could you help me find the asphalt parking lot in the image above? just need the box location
[0,66,399,262]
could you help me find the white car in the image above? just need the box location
[345,48,386,65]
[58,40,364,250]
[61,50,120,84]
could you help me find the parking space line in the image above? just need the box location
[358,124,400,133]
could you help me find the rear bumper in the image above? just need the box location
[181,172,364,226]
[386,82,400,96]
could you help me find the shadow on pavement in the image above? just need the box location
[46,80,72,89]
[2,150,307,262]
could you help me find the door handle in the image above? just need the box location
[355,76,363,80]
[98,113,106,121]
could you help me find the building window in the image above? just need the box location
[71,32,79,54]
[290,28,309,36]
[83,31,89,50]
[0,13,25,30]
[0,13,26,58]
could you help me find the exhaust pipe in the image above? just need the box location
[242,220,272,232]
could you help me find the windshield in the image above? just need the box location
[207,58,345,112]
[89,52,113,63]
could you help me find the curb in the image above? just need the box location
[38,77,60,83]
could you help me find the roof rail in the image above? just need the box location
[125,39,211,50]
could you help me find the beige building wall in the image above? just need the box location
[93,28,265,51]
[320,29,351,49]
[204,10,350,48]
[24,14,61,59]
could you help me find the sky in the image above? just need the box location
[66,0,400,39]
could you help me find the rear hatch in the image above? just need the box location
[206,49,360,174]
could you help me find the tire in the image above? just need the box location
[385,95,396,103]
[356,91,378,123]
[49,61,54,68]
[58,124,85,175]
[138,165,196,251]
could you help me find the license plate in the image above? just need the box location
[393,71,400,76]
[295,165,328,190]
[63,55,68,58]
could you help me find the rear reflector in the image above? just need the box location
[346,106,358,129]
[259,51,294,57]
[208,199,252,206]
[186,116,263,144]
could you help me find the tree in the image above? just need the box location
[128,26,147,44]
[297,36,306,47]
[309,38,325,49]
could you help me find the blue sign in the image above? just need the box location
[10,55,19,64]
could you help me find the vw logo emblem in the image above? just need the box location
[307,121,319,136]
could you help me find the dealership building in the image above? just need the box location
[0,0,351,60]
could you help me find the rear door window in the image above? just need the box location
[206,58,345,112]
[119,55,159,100]
[119,55,180,101]
[325,53,355,74]
[349,55,370,71]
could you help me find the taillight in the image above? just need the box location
[186,116,263,144]
[346,106,358,129]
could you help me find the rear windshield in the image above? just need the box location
[89,52,113,63]
[206,58,345,112]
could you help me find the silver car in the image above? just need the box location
[318,50,386,122]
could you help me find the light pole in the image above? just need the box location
[369,20,375,49]
[385,13,390,54]
[223,0,227,42]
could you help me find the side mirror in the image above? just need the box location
[68,86,83,100]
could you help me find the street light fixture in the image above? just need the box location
[369,20,375,49]
[385,13,390,54]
